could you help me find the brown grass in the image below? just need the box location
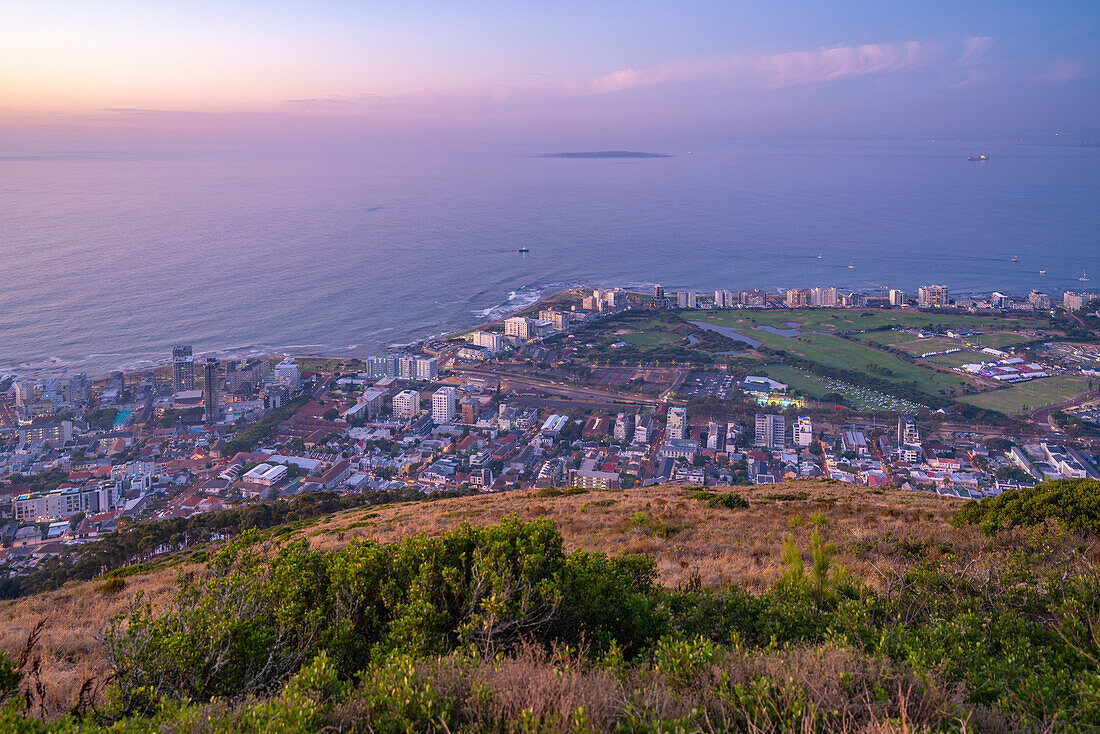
[0,479,992,719]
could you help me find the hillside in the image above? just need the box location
[0,479,1097,731]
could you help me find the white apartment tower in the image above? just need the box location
[666,406,687,440]
[793,416,813,447]
[393,389,421,420]
[432,387,456,424]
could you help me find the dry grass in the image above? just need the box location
[0,479,989,719]
[306,479,977,591]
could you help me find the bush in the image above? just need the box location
[953,478,1100,535]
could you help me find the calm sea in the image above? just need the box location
[1,138,1097,377]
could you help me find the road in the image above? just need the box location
[1030,391,1098,434]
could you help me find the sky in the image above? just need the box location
[2,0,1098,143]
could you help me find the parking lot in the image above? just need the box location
[678,370,737,399]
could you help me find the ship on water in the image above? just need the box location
[518,246,529,254]
[968,154,989,161]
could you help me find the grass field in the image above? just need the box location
[760,364,925,413]
[693,308,1051,334]
[958,375,1093,414]
[892,337,961,355]
[922,351,989,368]
[621,330,680,346]
[687,315,973,396]
[971,331,1033,349]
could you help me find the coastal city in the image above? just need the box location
[1,281,1098,573]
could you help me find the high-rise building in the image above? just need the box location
[432,386,456,424]
[472,331,504,353]
[393,389,421,420]
[706,420,724,451]
[888,289,907,307]
[172,345,195,392]
[754,414,785,449]
[274,357,300,387]
[14,380,35,408]
[1064,291,1097,311]
[739,289,767,308]
[367,356,397,379]
[714,289,735,309]
[810,287,838,307]
[203,358,220,424]
[786,289,811,308]
[67,373,89,404]
[666,406,687,440]
[676,291,696,309]
[1028,290,1051,310]
[793,417,813,447]
[415,357,439,381]
[539,310,572,332]
[898,417,920,445]
[917,285,950,308]
[653,284,665,301]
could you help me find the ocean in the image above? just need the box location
[1,138,1097,377]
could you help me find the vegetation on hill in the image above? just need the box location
[953,478,1100,535]
[2,479,1099,731]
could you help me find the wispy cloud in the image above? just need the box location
[584,40,950,95]
[1033,59,1087,84]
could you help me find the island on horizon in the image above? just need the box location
[537,150,672,159]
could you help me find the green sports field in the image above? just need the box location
[688,311,974,396]
[957,375,1092,415]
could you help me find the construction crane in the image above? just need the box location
[866,281,888,302]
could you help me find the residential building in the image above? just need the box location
[898,417,920,445]
[633,414,654,444]
[18,419,73,445]
[67,373,89,404]
[666,406,687,440]
[613,413,634,442]
[461,398,480,425]
[367,356,397,378]
[393,389,421,420]
[793,417,813,447]
[274,357,300,387]
[172,345,195,392]
[676,291,697,309]
[786,289,811,308]
[471,331,504,352]
[653,284,665,301]
[1064,291,1097,311]
[539,310,572,331]
[1028,290,1051,310]
[504,317,552,341]
[810,287,838,307]
[739,289,767,308]
[888,289,907,307]
[359,388,387,418]
[569,469,620,490]
[432,387,456,424]
[203,358,219,424]
[706,421,724,451]
[917,285,950,308]
[754,414,785,449]
[714,289,735,308]
[660,438,698,460]
[415,357,439,381]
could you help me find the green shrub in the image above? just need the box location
[954,478,1100,535]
